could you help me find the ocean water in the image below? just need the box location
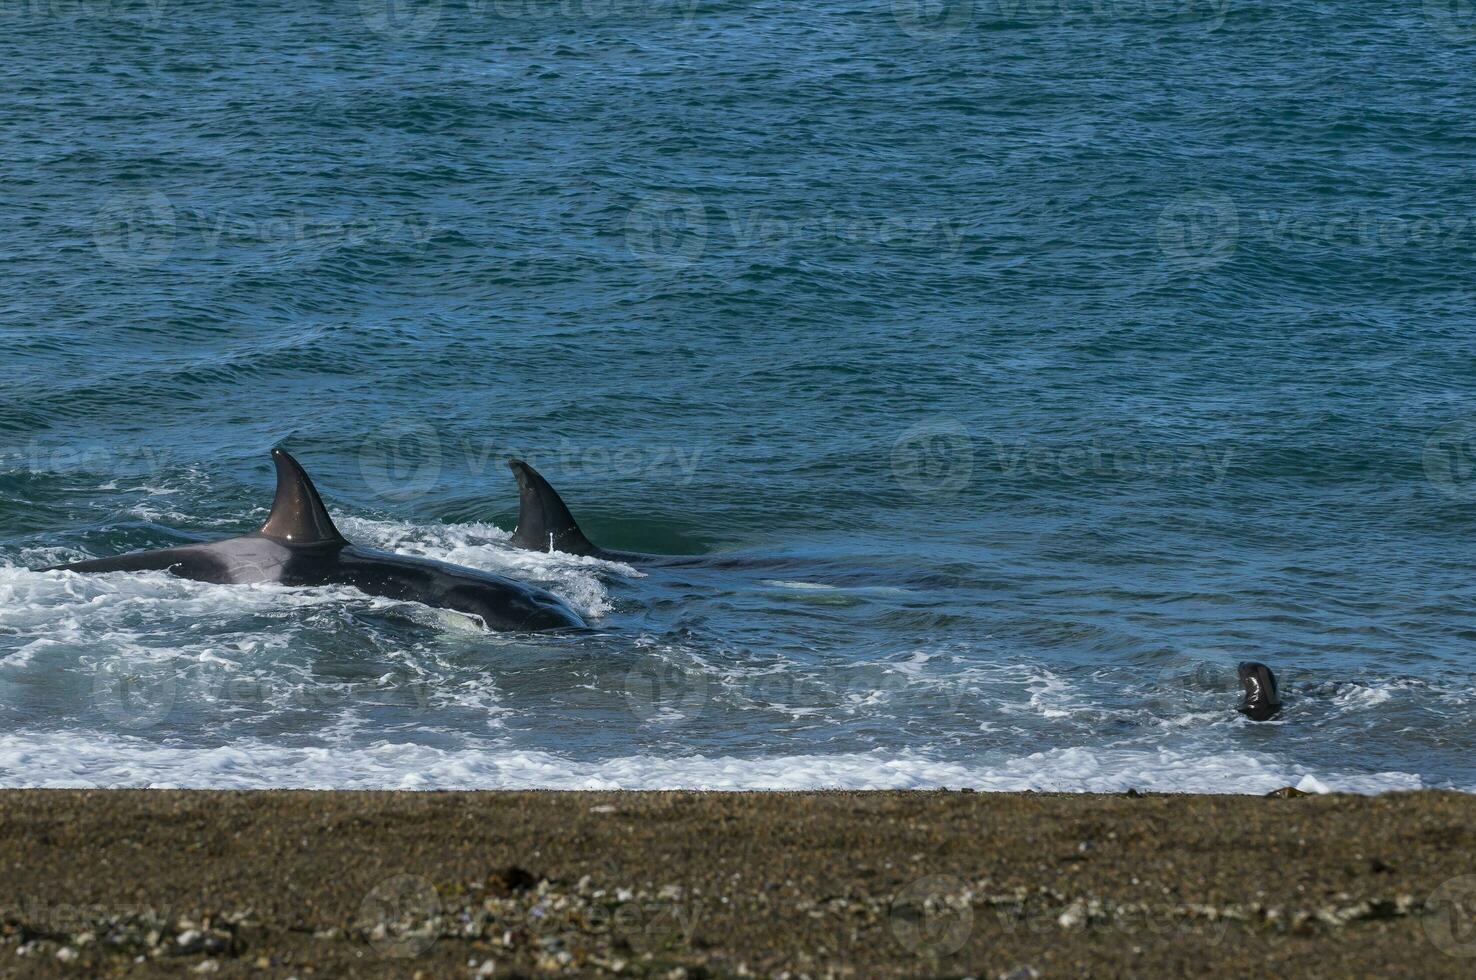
[4,1,1476,792]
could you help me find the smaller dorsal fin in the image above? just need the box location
[508,459,598,556]
[260,448,346,544]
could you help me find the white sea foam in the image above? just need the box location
[0,731,1435,794]
[761,580,911,596]
[2,558,1470,797]
[338,516,623,618]
[1013,666,1082,720]
[762,580,838,591]
[2,512,615,629]
[1329,681,1399,711]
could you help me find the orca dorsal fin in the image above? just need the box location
[260,448,346,545]
[508,459,598,556]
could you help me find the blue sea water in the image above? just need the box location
[3,1,1476,791]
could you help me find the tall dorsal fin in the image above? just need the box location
[508,459,598,556]
[260,448,346,544]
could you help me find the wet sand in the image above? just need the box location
[2,789,1473,977]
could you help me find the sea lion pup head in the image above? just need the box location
[1237,661,1282,721]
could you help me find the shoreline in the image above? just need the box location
[3,788,1473,976]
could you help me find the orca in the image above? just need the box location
[506,457,716,566]
[505,458,832,574]
[41,449,585,632]
[508,458,644,562]
[1237,661,1282,721]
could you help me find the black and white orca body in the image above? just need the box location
[44,449,584,632]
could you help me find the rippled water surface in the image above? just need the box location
[4,2,1476,791]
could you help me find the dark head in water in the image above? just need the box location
[41,449,585,632]
[1237,661,1282,721]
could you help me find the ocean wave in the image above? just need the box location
[0,732,1434,795]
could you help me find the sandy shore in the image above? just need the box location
[1,788,1473,977]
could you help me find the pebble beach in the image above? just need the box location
[3,788,1474,977]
